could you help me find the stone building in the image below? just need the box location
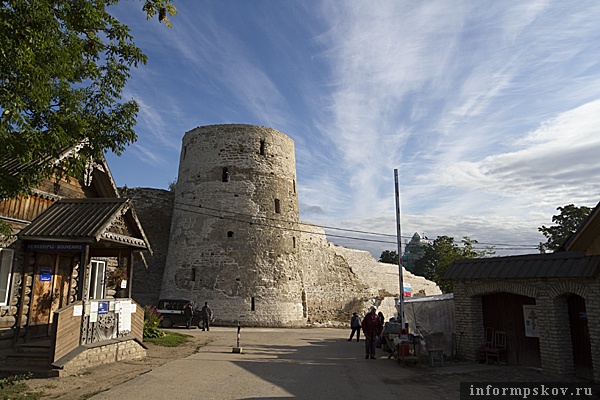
[129,124,440,327]
[445,200,600,381]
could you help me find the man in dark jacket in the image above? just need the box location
[347,312,361,342]
[201,302,212,331]
[361,305,383,359]
[184,303,194,329]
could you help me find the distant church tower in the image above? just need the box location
[160,124,306,326]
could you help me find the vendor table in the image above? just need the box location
[393,336,421,366]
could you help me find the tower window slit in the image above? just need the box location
[274,199,281,213]
[222,167,229,182]
[251,297,255,311]
[260,139,265,155]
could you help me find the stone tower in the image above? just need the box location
[160,124,306,326]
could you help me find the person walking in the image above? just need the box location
[201,302,212,331]
[184,303,194,329]
[361,305,383,359]
[347,312,361,342]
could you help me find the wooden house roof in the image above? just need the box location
[1,143,119,199]
[445,251,600,280]
[17,198,152,252]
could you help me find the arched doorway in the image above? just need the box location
[567,294,593,380]
[482,292,540,366]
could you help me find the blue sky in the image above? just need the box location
[106,1,600,258]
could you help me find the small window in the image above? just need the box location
[88,260,106,300]
[293,179,296,194]
[251,296,255,311]
[183,145,187,160]
[222,167,229,182]
[293,237,296,248]
[0,249,14,306]
[274,199,281,214]
[192,267,196,282]
[260,139,265,156]
[227,231,234,238]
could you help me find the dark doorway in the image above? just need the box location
[482,292,540,367]
[567,294,593,380]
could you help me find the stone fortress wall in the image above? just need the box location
[129,124,441,327]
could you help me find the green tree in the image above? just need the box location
[413,236,494,293]
[538,204,593,251]
[379,250,399,264]
[0,0,176,200]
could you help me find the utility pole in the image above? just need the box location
[394,169,405,331]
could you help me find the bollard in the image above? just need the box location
[232,321,243,353]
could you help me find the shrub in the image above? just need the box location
[143,305,165,339]
[105,267,128,287]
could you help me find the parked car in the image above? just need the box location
[157,298,203,329]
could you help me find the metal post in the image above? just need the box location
[232,320,243,353]
[394,169,405,331]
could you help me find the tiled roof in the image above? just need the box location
[18,198,149,249]
[444,251,600,280]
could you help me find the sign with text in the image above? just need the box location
[39,268,52,282]
[25,242,85,253]
[98,301,109,315]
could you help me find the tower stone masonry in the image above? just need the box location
[161,124,306,326]
[131,124,442,327]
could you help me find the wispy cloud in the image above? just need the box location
[109,1,600,256]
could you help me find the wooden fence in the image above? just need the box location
[50,299,145,364]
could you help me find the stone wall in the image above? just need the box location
[299,224,441,325]
[124,188,174,308]
[128,193,442,327]
[59,339,146,374]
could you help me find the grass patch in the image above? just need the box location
[0,381,41,400]
[144,330,190,347]
[0,374,41,400]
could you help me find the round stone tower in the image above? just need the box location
[161,124,306,327]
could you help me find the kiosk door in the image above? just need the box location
[29,253,72,338]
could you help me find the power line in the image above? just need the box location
[173,202,398,245]
[194,203,397,237]
[126,191,539,250]
[171,199,539,250]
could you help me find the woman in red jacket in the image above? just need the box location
[361,305,383,359]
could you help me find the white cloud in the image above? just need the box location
[109,1,600,256]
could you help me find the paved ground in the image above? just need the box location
[87,327,598,400]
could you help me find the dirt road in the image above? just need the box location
[27,327,597,400]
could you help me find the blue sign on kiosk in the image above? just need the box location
[98,302,109,315]
[39,268,52,282]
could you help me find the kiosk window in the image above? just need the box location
[0,249,14,306]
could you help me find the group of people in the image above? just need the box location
[347,305,385,359]
[184,301,213,330]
